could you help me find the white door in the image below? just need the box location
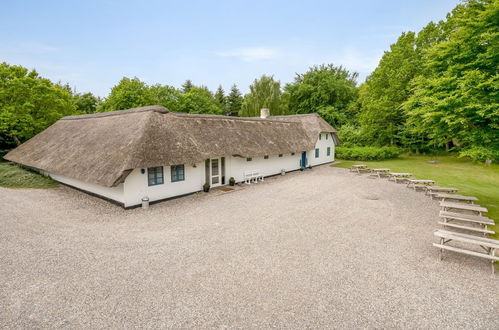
[210,158,221,187]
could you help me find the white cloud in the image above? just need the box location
[216,47,279,62]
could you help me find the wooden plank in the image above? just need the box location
[390,173,412,176]
[434,230,499,249]
[439,211,495,225]
[426,186,458,192]
[440,201,488,213]
[438,221,495,234]
[372,168,390,172]
[432,243,499,261]
[408,179,435,184]
[434,193,478,202]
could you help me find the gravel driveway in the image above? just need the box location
[0,165,497,329]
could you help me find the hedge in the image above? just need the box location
[336,146,402,161]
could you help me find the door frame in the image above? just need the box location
[209,158,222,187]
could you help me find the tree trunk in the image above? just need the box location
[13,136,21,146]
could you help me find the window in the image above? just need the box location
[326,134,328,140]
[171,165,185,182]
[278,154,283,157]
[147,167,164,186]
[264,155,269,159]
[327,147,331,156]
[315,148,319,158]
[291,152,295,156]
[246,157,252,161]
[319,134,321,140]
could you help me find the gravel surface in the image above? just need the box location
[0,165,497,329]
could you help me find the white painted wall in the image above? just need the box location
[308,132,335,166]
[226,153,302,183]
[47,172,124,203]
[123,163,204,207]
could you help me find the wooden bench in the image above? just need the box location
[440,201,488,216]
[388,173,413,183]
[425,186,458,196]
[243,170,263,184]
[433,230,499,274]
[350,164,368,173]
[371,168,390,178]
[434,193,478,204]
[439,210,495,235]
[407,179,434,190]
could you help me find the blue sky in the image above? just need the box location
[0,0,459,96]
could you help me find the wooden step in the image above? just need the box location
[438,221,494,234]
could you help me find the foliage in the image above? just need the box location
[177,87,223,114]
[0,161,58,188]
[337,124,363,147]
[226,84,243,116]
[285,64,358,126]
[214,85,226,109]
[149,84,181,111]
[403,0,499,154]
[335,146,402,161]
[0,62,76,148]
[73,92,100,114]
[98,77,155,111]
[358,32,421,146]
[240,75,287,117]
[459,146,499,163]
[182,80,194,93]
[332,155,499,238]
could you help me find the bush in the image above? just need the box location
[336,146,402,161]
[458,146,499,163]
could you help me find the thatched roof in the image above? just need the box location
[5,106,338,187]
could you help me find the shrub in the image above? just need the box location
[458,146,499,163]
[336,146,402,161]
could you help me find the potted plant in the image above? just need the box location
[203,183,210,192]
[229,177,235,186]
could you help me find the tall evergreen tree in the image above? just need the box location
[226,84,243,116]
[214,85,226,109]
[181,79,194,93]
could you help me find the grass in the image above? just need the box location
[332,155,499,239]
[0,161,58,189]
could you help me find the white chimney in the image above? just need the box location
[260,108,270,119]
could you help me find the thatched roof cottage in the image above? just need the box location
[5,106,339,208]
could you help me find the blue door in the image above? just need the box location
[301,152,307,168]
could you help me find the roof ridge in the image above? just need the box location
[62,105,168,120]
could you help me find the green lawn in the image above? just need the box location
[332,155,499,239]
[0,161,58,189]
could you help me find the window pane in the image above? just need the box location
[211,159,218,175]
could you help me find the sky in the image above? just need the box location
[0,0,460,96]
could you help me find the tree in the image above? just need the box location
[357,32,420,146]
[403,0,498,156]
[0,62,76,148]
[73,92,100,114]
[149,84,181,111]
[285,64,358,127]
[214,85,226,110]
[177,87,223,114]
[226,84,243,116]
[240,75,287,117]
[181,79,194,93]
[98,77,155,111]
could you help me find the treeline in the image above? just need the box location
[352,0,497,161]
[1,0,496,161]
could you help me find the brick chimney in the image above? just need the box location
[260,108,270,119]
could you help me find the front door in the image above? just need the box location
[301,152,307,168]
[210,158,221,187]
